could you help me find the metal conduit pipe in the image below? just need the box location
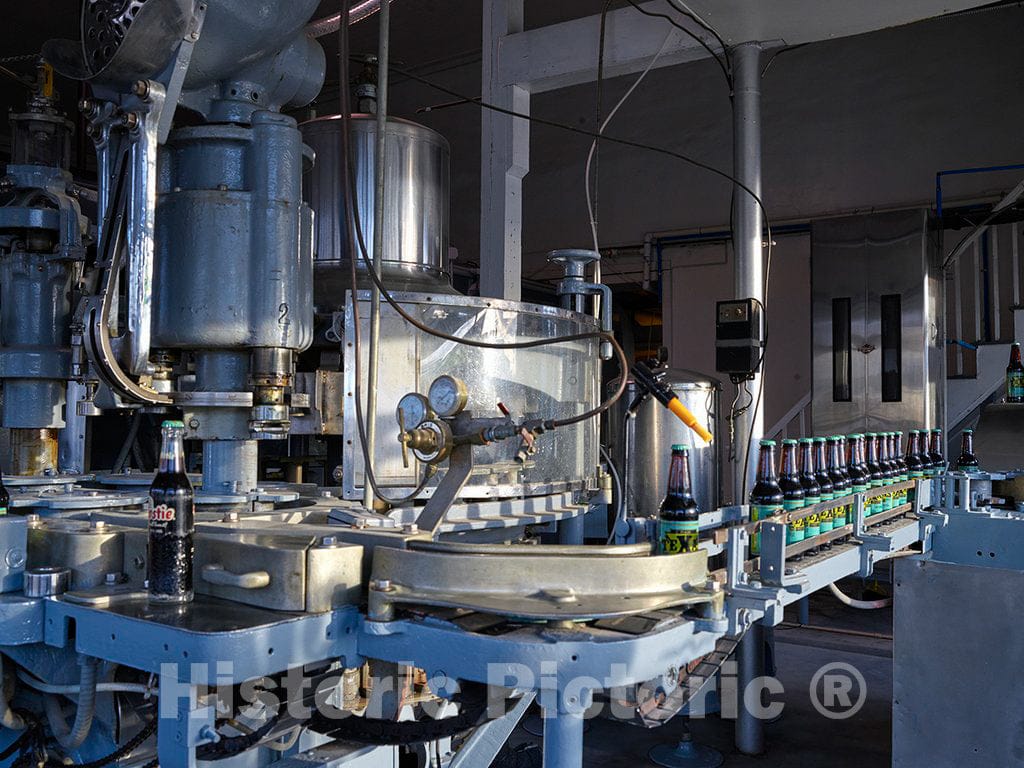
[45,655,99,751]
[307,1,394,37]
[361,0,390,508]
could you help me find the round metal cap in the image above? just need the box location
[24,566,71,598]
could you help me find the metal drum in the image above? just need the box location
[301,114,454,309]
[343,292,600,500]
[605,373,720,517]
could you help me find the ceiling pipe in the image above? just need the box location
[307,1,394,37]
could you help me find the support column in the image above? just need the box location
[735,622,765,755]
[542,708,586,768]
[730,42,765,504]
[480,0,529,301]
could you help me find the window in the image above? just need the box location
[881,294,902,402]
[832,298,852,402]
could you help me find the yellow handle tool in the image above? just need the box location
[667,397,714,444]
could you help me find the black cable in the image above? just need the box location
[195,717,280,761]
[623,0,731,87]
[73,719,157,768]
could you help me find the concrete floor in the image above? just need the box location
[514,583,896,767]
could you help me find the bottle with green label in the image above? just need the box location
[904,430,924,504]
[864,434,883,515]
[0,467,7,516]
[814,437,835,548]
[657,445,700,555]
[749,440,783,556]
[927,428,946,477]
[847,434,870,522]
[1008,343,1024,403]
[828,436,850,529]
[955,429,980,473]
[779,440,806,554]
[878,433,895,511]
[797,439,821,552]
[893,432,909,505]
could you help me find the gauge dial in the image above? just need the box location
[396,392,431,429]
[428,375,469,418]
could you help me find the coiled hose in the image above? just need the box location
[44,656,98,751]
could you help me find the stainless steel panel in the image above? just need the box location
[605,374,720,516]
[894,556,1024,766]
[343,292,601,500]
[973,403,1024,471]
[301,115,453,310]
[812,210,940,436]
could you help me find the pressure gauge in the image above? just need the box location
[396,392,431,429]
[428,375,469,418]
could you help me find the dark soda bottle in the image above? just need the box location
[955,428,980,472]
[657,445,700,554]
[811,438,835,546]
[749,440,784,556]
[864,433,883,516]
[0,468,8,515]
[813,438,834,501]
[780,440,808,551]
[796,439,820,547]
[148,420,195,603]
[905,430,924,505]
[893,432,909,505]
[1008,343,1024,403]
[927,428,946,477]
[847,434,870,521]
[828,436,850,528]
[878,432,895,512]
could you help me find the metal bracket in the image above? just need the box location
[758,522,810,592]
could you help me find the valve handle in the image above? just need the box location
[398,410,410,469]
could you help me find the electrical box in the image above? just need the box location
[715,299,763,380]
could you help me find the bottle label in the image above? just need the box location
[786,518,805,544]
[783,499,803,511]
[853,483,868,493]
[750,504,782,554]
[149,503,176,531]
[805,495,821,507]
[658,520,699,555]
[820,491,835,502]
[0,506,6,516]
[805,513,820,538]
[820,511,834,532]
[1010,371,1024,399]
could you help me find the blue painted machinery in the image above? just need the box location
[0,3,992,768]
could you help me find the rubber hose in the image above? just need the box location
[828,582,892,610]
[45,657,98,751]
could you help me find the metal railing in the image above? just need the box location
[765,390,812,442]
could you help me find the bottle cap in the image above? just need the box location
[161,420,186,429]
[782,438,798,445]
[931,428,941,433]
[798,437,813,443]
[759,439,776,447]
[963,428,973,434]
[671,444,688,452]
[813,436,826,442]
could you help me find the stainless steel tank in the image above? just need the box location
[301,114,453,310]
[605,373,720,516]
[343,292,600,500]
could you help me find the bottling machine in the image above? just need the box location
[0,3,1002,768]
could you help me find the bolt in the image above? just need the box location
[78,98,95,115]
[24,514,40,525]
[222,512,239,523]
[354,518,367,529]
[320,535,339,548]
[320,491,333,499]
[188,418,200,430]
[705,579,722,593]
[133,80,150,99]
[90,520,106,531]
[371,579,393,592]
[122,112,140,130]
[402,522,419,534]
[104,573,119,586]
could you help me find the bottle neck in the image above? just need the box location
[780,445,799,477]
[961,433,974,455]
[666,451,692,497]
[867,437,879,463]
[815,442,828,470]
[1012,345,1022,366]
[799,444,815,475]
[756,446,778,483]
[828,441,842,469]
[158,432,187,475]
[930,432,942,454]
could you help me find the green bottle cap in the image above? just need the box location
[782,438,798,445]
[161,420,185,429]
[931,428,941,433]
[671,444,688,451]
[963,428,973,434]
[813,437,826,442]
[865,432,876,437]
[798,437,813,443]
[759,439,776,447]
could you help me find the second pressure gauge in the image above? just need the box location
[427,375,469,418]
